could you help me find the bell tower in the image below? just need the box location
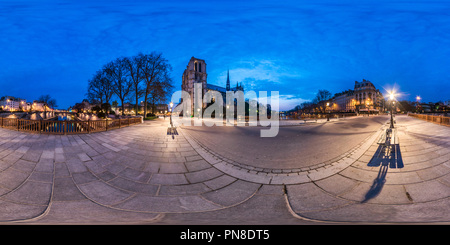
[181,57,207,114]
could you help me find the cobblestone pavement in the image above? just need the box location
[0,115,448,224]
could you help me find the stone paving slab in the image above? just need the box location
[0,200,47,222]
[3,180,52,205]
[113,194,223,213]
[33,200,162,224]
[201,180,261,207]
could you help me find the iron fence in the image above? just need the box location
[0,117,142,134]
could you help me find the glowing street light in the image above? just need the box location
[325,102,330,121]
[416,95,421,112]
[169,102,174,128]
[389,91,395,100]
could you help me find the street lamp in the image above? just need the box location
[416,95,421,112]
[366,99,371,117]
[389,92,395,101]
[226,105,230,123]
[169,102,173,129]
[326,102,330,121]
[389,91,396,128]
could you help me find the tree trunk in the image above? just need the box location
[143,90,149,117]
[121,99,125,116]
[151,96,156,114]
[136,91,139,116]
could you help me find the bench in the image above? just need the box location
[390,128,399,145]
[377,129,388,145]
[377,128,399,145]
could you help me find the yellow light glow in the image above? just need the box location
[389,91,395,100]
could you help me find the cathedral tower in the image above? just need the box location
[226,69,230,91]
[181,57,207,114]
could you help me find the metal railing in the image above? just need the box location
[282,113,358,120]
[0,117,142,135]
[408,113,450,126]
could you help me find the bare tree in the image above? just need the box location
[123,55,145,116]
[314,89,332,103]
[149,73,174,114]
[105,57,133,116]
[38,94,58,109]
[86,69,114,113]
[312,90,332,113]
[300,101,314,113]
[140,52,173,117]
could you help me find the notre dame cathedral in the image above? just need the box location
[181,57,244,113]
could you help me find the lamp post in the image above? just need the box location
[169,102,173,129]
[226,105,230,123]
[389,92,395,128]
[416,95,421,113]
[366,99,370,117]
[326,102,330,121]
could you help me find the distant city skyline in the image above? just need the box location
[1,0,449,110]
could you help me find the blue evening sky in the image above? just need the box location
[1,0,449,110]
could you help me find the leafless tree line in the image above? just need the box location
[294,89,332,113]
[38,94,58,109]
[86,52,174,116]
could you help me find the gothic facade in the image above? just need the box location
[181,57,244,113]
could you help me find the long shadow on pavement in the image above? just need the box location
[362,143,404,203]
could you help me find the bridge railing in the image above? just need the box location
[408,113,450,126]
[0,117,142,134]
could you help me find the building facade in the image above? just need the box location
[330,79,384,113]
[31,100,48,111]
[181,57,208,112]
[332,89,355,112]
[353,79,383,112]
[206,69,244,105]
[0,96,27,111]
[181,57,244,114]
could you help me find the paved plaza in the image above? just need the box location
[0,115,448,224]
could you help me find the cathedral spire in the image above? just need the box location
[226,69,230,91]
